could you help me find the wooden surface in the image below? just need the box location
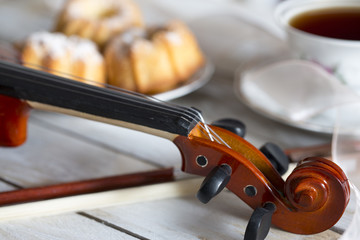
[0,0,355,239]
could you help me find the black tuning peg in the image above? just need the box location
[196,164,232,204]
[212,118,246,137]
[244,202,276,240]
[260,142,289,176]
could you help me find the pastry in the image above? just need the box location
[104,20,204,94]
[21,31,106,86]
[55,0,143,48]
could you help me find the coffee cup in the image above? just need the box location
[275,0,360,92]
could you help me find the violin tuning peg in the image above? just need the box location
[212,118,246,137]
[196,164,232,204]
[244,202,276,240]
[260,142,289,175]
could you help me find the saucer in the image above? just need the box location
[234,59,360,134]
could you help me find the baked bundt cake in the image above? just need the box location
[104,20,205,94]
[55,0,143,48]
[21,31,106,86]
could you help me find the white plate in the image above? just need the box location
[0,42,214,102]
[153,60,214,101]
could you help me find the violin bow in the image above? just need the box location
[0,59,350,239]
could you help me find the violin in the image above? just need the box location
[0,59,350,239]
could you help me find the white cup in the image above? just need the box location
[275,0,360,92]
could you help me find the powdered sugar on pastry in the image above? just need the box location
[21,31,106,85]
[26,32,102,63]
[67,35,103,63]
[27,32,69,58]
[56,0,143,47]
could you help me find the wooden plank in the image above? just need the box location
[85,190,341,240]
[30,111,182,168]
[0,115,165,239]
[332,189,357,233]
[0,213,139,240]
[0,181,17,192]
[0,117,158,187]
[0,157,141,240]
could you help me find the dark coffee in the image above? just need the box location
[289,7,360,41]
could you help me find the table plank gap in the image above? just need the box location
[329,226,345,235]
[77,211,151,240]
[0,176,23,189]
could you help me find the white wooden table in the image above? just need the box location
[0,0,354,239]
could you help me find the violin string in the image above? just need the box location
[0,53,229,146]
[6,65,228,147]
[207,127,231,148]
[0,46,229,145]
[0,53,224,143]
[1,55,199,120]
[198,113,214,142]
[0,47,199,119]
[2,66,208,137]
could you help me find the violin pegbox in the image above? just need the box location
[195,119,288,204]
[174,120,350,238]
[212,119,290,176]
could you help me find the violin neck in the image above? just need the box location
[0,60,200,139]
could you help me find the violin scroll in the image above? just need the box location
[273,156,350,234]
[284,156,350,212]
